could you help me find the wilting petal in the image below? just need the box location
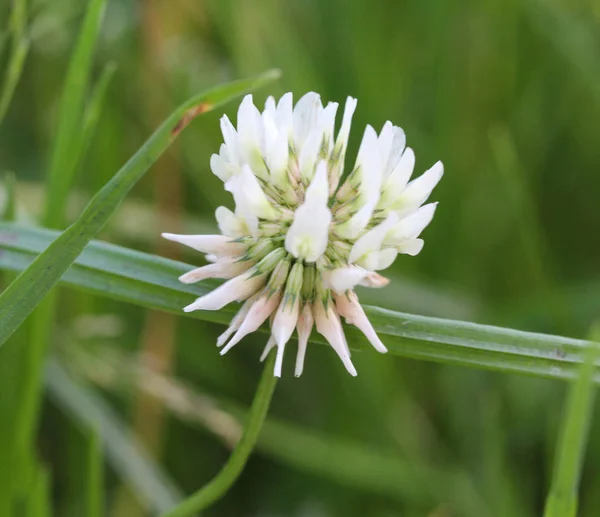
[220,291,282,355]
[334,291,387,353]
[349,212,399,264]
[285,163,331,262]
[183,270,265,312]
[359,272,390,288]
[295,303,314,377]
[162,233,248,256]
[178,258,253,284]
[216,294,259,347]
[314,299,357,376]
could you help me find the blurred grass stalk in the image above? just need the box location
[0,0,29,128]
[543,323,600,517]
[15,0,108,509]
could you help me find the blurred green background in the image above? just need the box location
[1,0,600,515]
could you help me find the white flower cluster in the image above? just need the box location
[163,92,443,377]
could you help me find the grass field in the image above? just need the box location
[0,0,599,516]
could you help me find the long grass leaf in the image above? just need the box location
[0,222,598,382]
[86,428,104,517]
[43,0,107,229]
[0,69,280,350]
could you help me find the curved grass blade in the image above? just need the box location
[0,222,598,383]
[0,69,281,350]
[45,358,183,513]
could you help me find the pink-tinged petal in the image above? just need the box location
[216,294,258,347]
[295,303,314,377]
[260,336,276,362]
[183,270,265,312]
[358,272,390,288]
[314,299,357,376]
[178,259,253,284]
[272,297,301,347]
[334,291,387,353]
[220,291,282,355]
[161,233,248,256]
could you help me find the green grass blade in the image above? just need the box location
[0,69,280,350]
[543,324,600,517]
[0,221,598,383]
[43,0,107,229]
[24,465,51,517]
[86,428,104,517]
[45,358,184,513]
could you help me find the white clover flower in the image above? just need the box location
[163,93,443,377]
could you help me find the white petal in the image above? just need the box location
[383,126,406,180]
[324,266,370,294]
[293,92,322,149]
[356,248,398,271]
[320,102,339,155]
[333,97,357,160]
[215,206,247,238]
[355,125,383,203]
[276,93,293,135]
[396,238,424,256]
[266,130,289,187]
[295,303,314,377]
[334,200,376,240]
[334,291,387,353]
[385,203,437,245]
[264,96,277,118]
[349,212,399,264]
[210,153,233,182]
[162,233,247,256]
[178,259,253,284]
[298,129,322,182]
[379,147,416,208]
[377,122,395,172]
[225,165,278,222]
[183,271,265,312]
[220,291,281,354]
[220,115,241,164]
[285,163,331,262]
[392,161,443,213]
[314,300,357,376]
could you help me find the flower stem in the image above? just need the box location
[159,352,278,517]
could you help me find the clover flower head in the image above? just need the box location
[163,92,443,377]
